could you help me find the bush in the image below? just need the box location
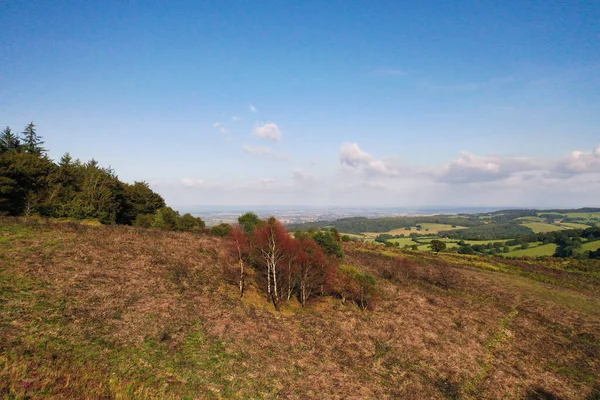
[333,265,377,309]
[210,223,232,237]
[313,230,344,258]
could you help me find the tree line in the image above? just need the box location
[0,122,204,230]
[289,215,482,235]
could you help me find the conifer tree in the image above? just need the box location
[0,127,21,153]
[21,122,45,155]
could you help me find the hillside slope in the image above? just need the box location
[1,218,599,399]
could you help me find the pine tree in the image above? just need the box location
[21,122,45,155]
[0,127,21,153]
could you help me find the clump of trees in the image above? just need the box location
[1,123,206,231]
[440,223,534,240]
[224,213,376,310]
[1,123,167,224]
[430,240,446,253]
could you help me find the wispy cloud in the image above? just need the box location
[339,142,399,176]
[249,104,258,113]
[212,122,229,134]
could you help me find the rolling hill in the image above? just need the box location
[1,218,599,399]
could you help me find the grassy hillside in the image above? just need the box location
[522,222,569,233]
[1,218,599,399]
[582,240,600,252]
[502,243,558,257]
[363,223,467,237]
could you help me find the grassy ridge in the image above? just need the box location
[1,218,599,399]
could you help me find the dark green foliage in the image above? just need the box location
[117,181,166,225]
[134,213,155,228]
[210,223,232,237]
[238,212,261,235]
[21,122,45,155]
[441,223,534,240]
[289,215,482,235]
[375,233,395,243]
[178,213,206,232]
[0,127,21,153]
[554,236,583,258]
[489,209,537,222]
[457,245,475,254]
[0,151,55,216]
[430,240,446,253]
[312,230,344,258]
[0,122,168,226]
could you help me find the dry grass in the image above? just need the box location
[1,217,599,399]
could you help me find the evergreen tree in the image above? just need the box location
[0,127,21,153]
[21,122,45,155]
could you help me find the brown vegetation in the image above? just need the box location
[1,217,599,399]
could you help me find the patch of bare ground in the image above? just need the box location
[1,218,598,399]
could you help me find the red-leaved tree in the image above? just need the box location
[295,237,330,307]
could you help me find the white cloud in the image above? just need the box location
[180,178,204,188]
[157,143,600,208]
[556,144,600,174]
[253,122,282,142]
[232,116,240,121]
[339,142,399,176]
[340,142,373,167]
[249,104,258,113]
[433,152,541,184]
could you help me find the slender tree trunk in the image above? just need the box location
[236,244,245,297]
[266,262,271,301]
[272,259,280,311]
[287,261,293,301]
[300,281,306,307]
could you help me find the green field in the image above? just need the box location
[560,222,593,229]
[564,212,600,219]
[363,223,467,237]
[388,237,417,246]
[413,237,456,243]
[515,216,546,222]
[463,239,508,245]
[502,243,558,257]
[522,222,568,233]
[582,240,600,251]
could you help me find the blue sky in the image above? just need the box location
[1,0,599,208]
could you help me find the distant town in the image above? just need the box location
[183,206,509,226]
